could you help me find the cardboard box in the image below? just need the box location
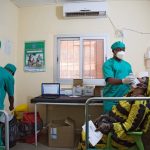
[83,86,94,96]
[38,127,48,145]
[94,86,101,96]
[48,117,75,148]
[73,79,83,86]
[72,86,83,96]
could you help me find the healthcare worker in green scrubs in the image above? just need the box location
[102,41,133,112]
[0,63,16,110]
[0,63,16,145]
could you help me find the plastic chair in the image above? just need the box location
[0,110,9,150]
[106,131,144,150]
[127,131,144,150]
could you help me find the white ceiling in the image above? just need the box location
[10,0,150,7]
[10,0,106,7]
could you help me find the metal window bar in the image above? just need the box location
[85,97,150,150]
[0,110,9,150]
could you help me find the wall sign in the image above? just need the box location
[24,41,45,72]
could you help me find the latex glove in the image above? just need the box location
[131,78,140,88]
[122,76,135,84]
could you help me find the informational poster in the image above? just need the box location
[24,41,45,72]
[0,40,12,55]
[3,40,12,55]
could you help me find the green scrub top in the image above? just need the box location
[0,67,14,110]
[102,58,132,112]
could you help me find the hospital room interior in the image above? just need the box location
[1,0,150,150]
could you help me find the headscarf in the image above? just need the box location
[136,77,149,96]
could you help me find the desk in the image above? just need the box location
[31,95,103,147]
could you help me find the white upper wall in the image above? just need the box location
[108,1,150,72]
[0,0,18,66]
[17,1,150,104]
[1,0,150,105]
[0,0,18,110]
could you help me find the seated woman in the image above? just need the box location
[79,77,150,150]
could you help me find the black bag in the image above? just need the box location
[18,112,43,137]
[0,116,19,148]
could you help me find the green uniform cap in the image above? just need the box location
[111,41,125,50]
[4,63,16,74]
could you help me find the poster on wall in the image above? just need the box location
[0,40,13,55]
[24,41,45,72]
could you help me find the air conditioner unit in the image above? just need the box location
[63,2,107,19]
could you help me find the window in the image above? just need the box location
[54,35,107,85]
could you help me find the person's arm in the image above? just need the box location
[106,77,122,85]
[8,96,14,111]
[5,74,15,111]
[123,101,146,131]
[103,62,122,85]
[107,76,134,85]
[103,60,134,85]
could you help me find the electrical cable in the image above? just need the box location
[106,14,124,39]
[122,28,150,35]
[106,14,150,37]
[106,14,117,31]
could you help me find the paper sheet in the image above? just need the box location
[82,120,103,146]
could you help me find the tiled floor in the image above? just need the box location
[8,139,150,150]
[10,129,80,150]
[9,129,150,150]
[10,143,77,150]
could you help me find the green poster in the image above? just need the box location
[24,41,45,72]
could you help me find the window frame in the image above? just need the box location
[54,34,108,86]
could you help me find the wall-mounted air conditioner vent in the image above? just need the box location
[65,11,106,17]
[63,2,107,19]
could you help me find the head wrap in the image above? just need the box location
[4,63,16,75]
[111,41,125,50]
[136,77,148,89]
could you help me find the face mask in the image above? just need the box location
[116,51,125,60]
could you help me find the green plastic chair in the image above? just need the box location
[127,131,144,150]
[106,131,144,150]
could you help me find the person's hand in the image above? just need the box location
[95,122,112,134]
[122,76,135,84]
[9,105,14,111]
